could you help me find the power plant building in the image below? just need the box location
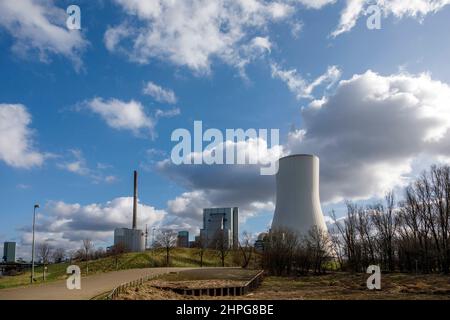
[114,171,145,252]
[271,155,328,236]
[2,242,16,263]
[177,231,189,248]
[200,207,238,249]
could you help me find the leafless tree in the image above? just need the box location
[155,229,177,266]
[213,230,230,267]
[109,242,127,270]
[193,236,207,267]
[263,228,299,276]
[52,247,66,263]
[82,239,94,275]
[306,226,332,274]
[37,242,52,265]
[328,164,450,274]
[239,231,254,268]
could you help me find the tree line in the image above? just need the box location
[261,164,450,275]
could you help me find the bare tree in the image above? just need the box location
[239,231,254,268]
[306,226,332,274]
[370,191,398,271]
[263,228,299,276]
[155,229,177,266]
[213,230,230,267]
[193,236,207,267]
[52,248,66,263]
[82,239,94,275]
[37,242,52,265]
[110,242,127,270]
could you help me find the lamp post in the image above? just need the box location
[31,204,39,284]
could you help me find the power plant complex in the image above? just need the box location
[271,154,328,236]
[114,171,145,252]
[112,154,327,252]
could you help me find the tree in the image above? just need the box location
[193,236,207,267]
[306,226,332,274]
[239,231,254,268]
[110,242,127,270]
[263,228,299,276]
[155,229,177,266]
[82,239,94,275]
[213,230,230,267]
[37,242,52,265]
[52,248,66,263]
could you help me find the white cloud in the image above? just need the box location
[19,197,166,255]
[155,108,181,119]
[58,149,90,176]
[290,20,304,38]
[105,0,296,73]
[332,0,450,37]
[287,70,450,203]
[159,69,450,228]
[157,136,284,230]
[0,0,88,68]
[57,149,118,184]
[295,0,336,9]
[271,64,341,99]
[331,0,365,37]
[85,98,155,136]
[143,81,177,104]
[0,104,44,168]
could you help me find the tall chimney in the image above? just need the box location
[132,170,138,229]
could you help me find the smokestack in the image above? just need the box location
[132,170,138,229]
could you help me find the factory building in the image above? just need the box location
[2,242,16,263]
[271,154,328,236]
[177,231,189,248]
[113,171,145,252]
[200,207,238,249]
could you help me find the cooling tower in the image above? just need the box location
[271,154,327,236]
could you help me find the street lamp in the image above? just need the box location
[31,204,39,284]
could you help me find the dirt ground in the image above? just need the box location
[117,272,450,300]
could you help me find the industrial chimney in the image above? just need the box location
[271,154,327,236]
[132,170,138,229]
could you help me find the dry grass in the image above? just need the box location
[117,272,450,300]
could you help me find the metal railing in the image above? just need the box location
[106,274,157,300]
[153,270,265,297]
[106,269,265,299]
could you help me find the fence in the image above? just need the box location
[106,274,157,300]
[106,270,265,300]
[153,270,265,297]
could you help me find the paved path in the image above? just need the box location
[0,267,194,300]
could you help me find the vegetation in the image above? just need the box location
[330,164,450,274]
[260,164,450,276]
[0,248,241,290]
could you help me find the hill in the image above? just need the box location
[0,248,242,289]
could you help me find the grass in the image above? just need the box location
[0,248,240,290]
[117,272,450,300]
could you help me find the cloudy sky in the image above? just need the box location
[1,0,450,259]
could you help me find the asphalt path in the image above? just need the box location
[0,267,194,300]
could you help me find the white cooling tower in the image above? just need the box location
[271,154,328,236]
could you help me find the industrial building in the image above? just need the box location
[113,171,145,252]
[200,207,238,249]
[177,231,189,248]
[2,242,16,263]
[271,154,328,236]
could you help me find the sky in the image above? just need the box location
[1,0,450,260]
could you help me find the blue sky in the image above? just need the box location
[1,0,450,259]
